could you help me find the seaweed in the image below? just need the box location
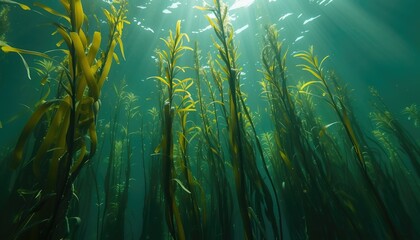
[151,20,193,240]
[1,1,129,239]
[0,0,419,239]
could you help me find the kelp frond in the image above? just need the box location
[6,1,129,239]
[153,20,192,240]
[0,0,30,11]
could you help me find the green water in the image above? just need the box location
[0,0,419,239]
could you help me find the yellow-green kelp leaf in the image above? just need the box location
[0,0,30,10]
[299,80,324,91]
[319,121,340,137]
[0,42,49,58]
[149,76,169,87]
[46,98,71,190]
[116,33,126,60]
[59,0,69,12]
[1,41,50,79]
[193,5,212,11]
[32,99,70,177]
[70,32,99,100]
[70,145,86,174]
[54,23,72,50]
[71,0,84,32]
[33,2,70,22]
[172,178,191,194]
[10,100,60,169]
[87,31,101,65]
[98,39,117,90]
[88,121,97,157]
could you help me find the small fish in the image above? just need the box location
[0,120,3,128]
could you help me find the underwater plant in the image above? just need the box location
[1,0,129,239]
[197,1,280,239]
[0,40,49,80]
[294,47,411,239]
[193,42,235,239]
[140,112,166,240]
[403,104,420,128]
[0,4,10,41]
[151,20,194,240]
[0,0,418,239]
[0,1,45,79]
[98,82,136,240]
[0,0,29,11]
[370,89,420,178]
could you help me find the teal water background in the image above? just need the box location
[1,0,419,144]
[0,1,419,238]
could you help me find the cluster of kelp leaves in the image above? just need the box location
[0,0,419,239]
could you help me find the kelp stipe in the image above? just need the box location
[151,20,194,240]
[260,25,338,239]
[370,90,420,178]
[295,47,404,238]
[369,88,420,238]
[96,81,137,240]
[197,2,280,239]
[1,1,129,239]
[140,56,166,240]
[193,42,234,239]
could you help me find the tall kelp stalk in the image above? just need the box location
[260,25,344,239]
[140,60,166,240]
[370,89,420,178]
[0,1,128,239]
[151,20,203,240]
[70,118,107,240]
[100,82,124,240]
[197,1,279,239]
[100,82,137,240]
[369,88,420,238]
[295,78,373,238]
[329,76,417,238]
[259,25,415,239]
[294,46,405,238]
[175,83,205,240]
[193,42,234,239]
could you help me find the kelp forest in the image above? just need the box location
[0,0,419,239]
